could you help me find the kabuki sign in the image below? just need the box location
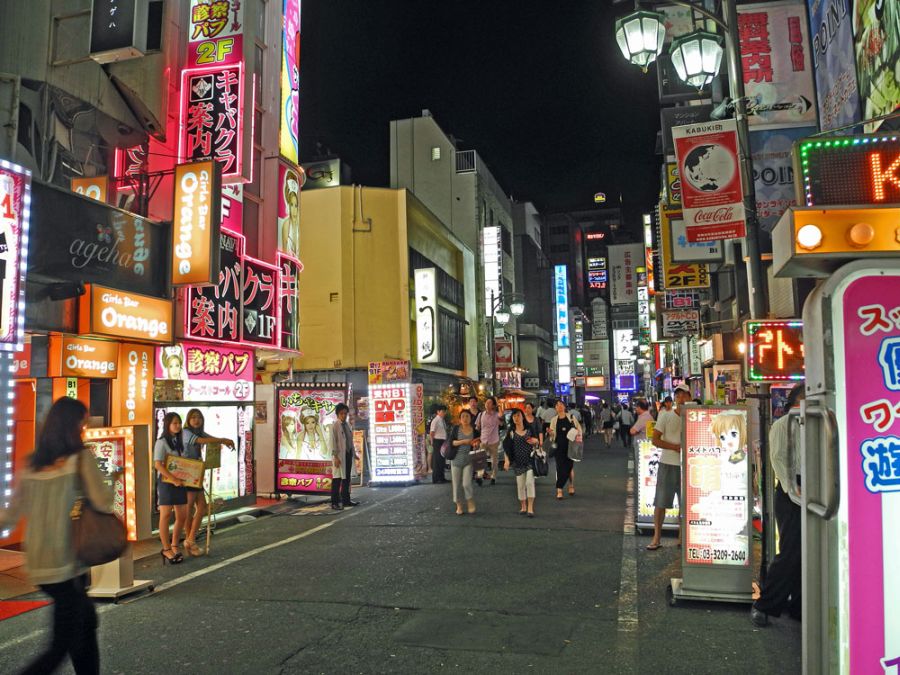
[179,63,244,182]
[673,120,747,243]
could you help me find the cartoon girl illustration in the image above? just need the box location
[710,411,747,464]
[296,408,328,460]
[279,412,300,460]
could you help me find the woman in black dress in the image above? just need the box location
[504,408,540,517]
[549,400,583,500]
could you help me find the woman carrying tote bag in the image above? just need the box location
[0,397,114,675]
[548,400,583,500]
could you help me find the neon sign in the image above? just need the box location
[797,134,900,206]
[0,160,31,351]
[555,265,569,348]
[744,319,805,383]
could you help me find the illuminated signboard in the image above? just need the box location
[369,383,415,484]
[554,265,569,348]
[585,375,606,388]
[84,426,137,540]
[112,142,148,194]
[279,0,301,164]
[48,335,119,378]
[186,230,243,344]
[636,437,679,528]
[241,256,280,347]
[156,341,254,403]
[587,257,608,290]
[277,161,301,259]
[586,232,606,241]
[615,374,638,391]
[797,134,900,206]
[743,319,805,383]
[483,226,502,318]
[111,343,153,426]
[414,267,439,364]
[187,0,243,68]
[179,63,245,182]
[278,254,301,352]
[683,406,751,568]
[614,329,637,360]
[172,160,221,286]
[0,160,31,351]
[79,284,173,344]
[71,176,108,203]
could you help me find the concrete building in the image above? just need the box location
[390,111,518,386]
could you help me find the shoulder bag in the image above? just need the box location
[71,453,127,567]
[567,421,584,462]
[531,448,549,477]
[441,426,459,461]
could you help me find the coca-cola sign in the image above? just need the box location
[672,119,746,243]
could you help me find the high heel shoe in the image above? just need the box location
[161,548,183,565]
[184,540,203,557]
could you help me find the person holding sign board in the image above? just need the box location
[154,413,189,564]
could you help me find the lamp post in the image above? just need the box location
[614,0,767,320]
[488,289,525,398]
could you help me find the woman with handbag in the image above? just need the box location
[0,397,112,675]
[503,409,540,517]
[449,409,479,515]
[549,400,583,500]
[154,412,189,564]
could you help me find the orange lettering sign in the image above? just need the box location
[48,335,120,379]
[79,284,173,344]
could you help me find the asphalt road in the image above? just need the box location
[0,435,801,674]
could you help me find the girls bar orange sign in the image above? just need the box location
[172,160,221,286]
[47,335,119,378]
[79,284,173,344]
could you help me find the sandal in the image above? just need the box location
[184,540,203,557]
[556,490,564,500]
[645,543,662,551]
[161,548,183,565]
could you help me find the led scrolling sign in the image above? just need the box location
[797,134,900,206]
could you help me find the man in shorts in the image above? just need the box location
[647,383,691,550]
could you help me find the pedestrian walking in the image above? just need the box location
[600,403,614,447]
[449,409,480,515]
[503,409,540,517]
[523,401,544,448]
[629,400,654,443]
[646,384,691,550]
[548,400,583,500]
[752,384,805,627]
[429,405,449,484]
[329,403,359,510]
[618,405,635,448]
[155,412,189,564]
[539,398,557,433]
[581,406,593,437]
[476,396,502,485]
[181,408,235,557]
[0,397,112,675]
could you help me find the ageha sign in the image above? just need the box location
[172,160,221,286]
[79,284,173,344]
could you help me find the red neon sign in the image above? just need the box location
[744,319,805,383]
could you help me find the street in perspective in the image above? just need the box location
[0,1,898,674]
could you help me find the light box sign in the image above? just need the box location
[276,383,347,493]
[279,0,301,164]
[659,206,710,290]
[368,360,411,385]
[89,0,144,63]
[483,226,502,318]
[241,256,279,347]
[278,162,302,259]
[662,309,701,339]
[71,176,108,203]
[744,319,804,383]
[797,135,900,207]
[112,142,148,194]
[84,426,137,540]
[48,335,119,378]
[0,161,31,351]
[554,265,569,348]
[615,374,637,392]
[172,160,221,286]
[278,254,301,352]
[111,342,153,426]
[683,406,751,567]
[156,341,253,402]
[609,244,642,306]
[187,0,243,68]
[414,267,439,364]
[79,284,173,344]
[186,230,243,344]
[179,63,244,182]
[637,436,679,527]
[369,383,415,484]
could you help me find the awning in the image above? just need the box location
[500,389,537,398]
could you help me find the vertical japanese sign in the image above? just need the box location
[554,265,569,348]
[276,383,347,493]
[186,230,243,344]
[0,161,30,350]
[414,267,439,364]
[280,0,301,163]
[683,406,751,567]
[278,254,301,352]
[369,383,415,484]
[852,0,900,133]
[673,120,747,242]
[172,160,221,286]
[836,273,900,673]
[737,1,818,129]
[187,0,243,68]
[277,161,301,259]
[111,343,153,426]
[482,226,502,317]
[242,257,279,346]
[609,243,643,305]
[156,341,253,402]
[179,63,244,182]
[221,183,243,233]
[806,0,859,131]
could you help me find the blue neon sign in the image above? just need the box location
[555,265,569,348]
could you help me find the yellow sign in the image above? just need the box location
[79,284,173,344]
[659,205,710,289]
[71,176,108,203]
[665,163,681,208]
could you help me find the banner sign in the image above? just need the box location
[673,119,746,242]
[156,341,253,402]
[279,0,301,164]
[749,126,812,232]
[111,342,153,426]
[277,161,302,259]
[662,309,701,338]
[659,207,710,290]
[743,319,804,383]
[737,1,818,129]
[172,160,221,286]
[0,161,30,350]
[368,360,411,385]
[29,182,165,298]
[806,0,860,131]
[179,63,244,182]
[853,0,900,132]
[79,284,173,344]
[187,0,243,68]
[414,267,439,364]
[683,406,751,567]
[609,243,642,306]
[278,254,301,352]
[369,383,415,484]
[186,230,243,344]
[276,383,347,493]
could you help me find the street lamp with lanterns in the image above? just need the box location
[488,290,525,397]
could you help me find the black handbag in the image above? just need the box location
[532,449,549,477]
[441,426,459,461]
[502,430,514,455]
[72,454,127,567]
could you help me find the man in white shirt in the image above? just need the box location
[647,383,691,550]
[429,406,449,484]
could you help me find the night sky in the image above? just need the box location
[298,1,662,230]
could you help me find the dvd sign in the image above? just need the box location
[673,119,746,243]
